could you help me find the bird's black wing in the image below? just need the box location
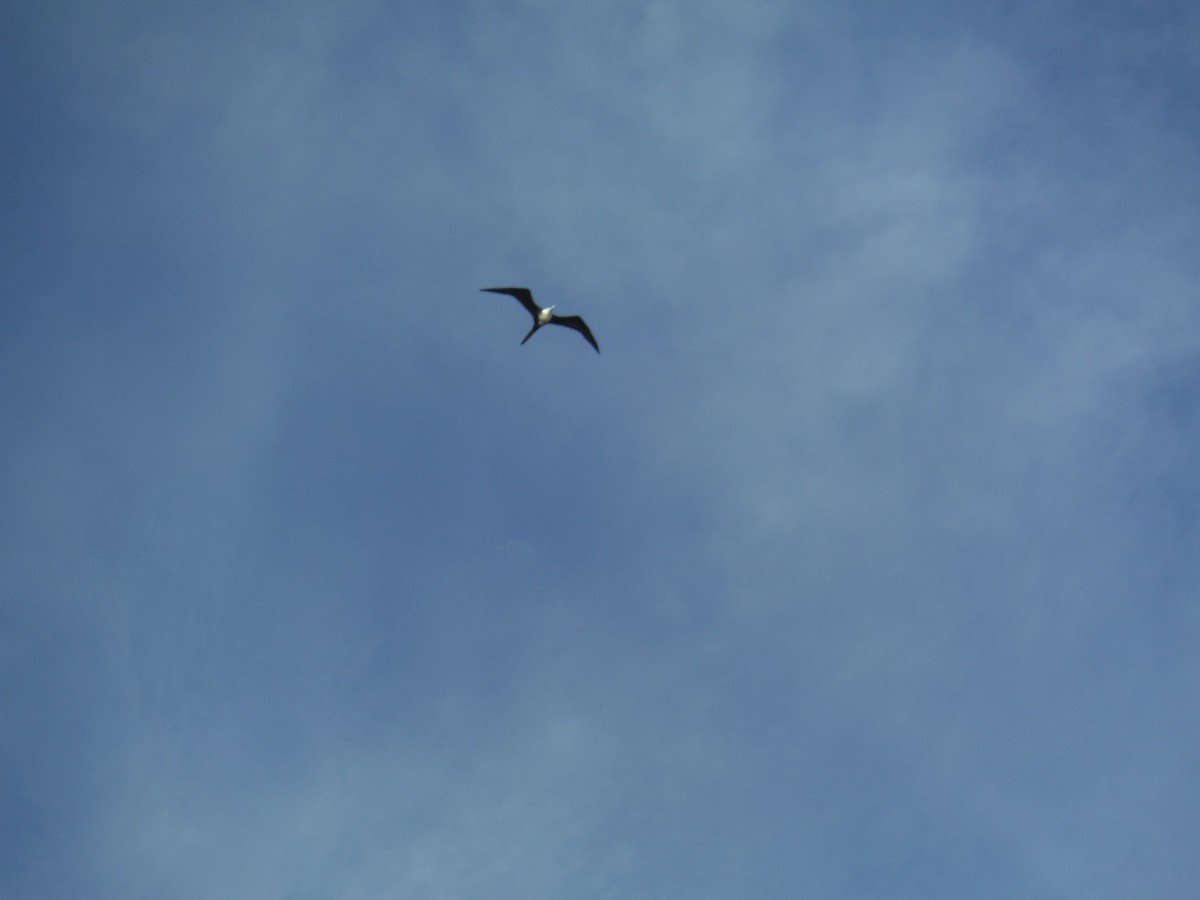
[549,315,600,353]
[481,287,540,319]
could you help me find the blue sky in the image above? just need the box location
[3,1,1198,897]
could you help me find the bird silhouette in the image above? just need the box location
[482,287,599,353]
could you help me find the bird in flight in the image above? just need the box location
[482,287,600,353]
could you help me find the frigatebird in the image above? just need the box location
[482,287,600,354]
